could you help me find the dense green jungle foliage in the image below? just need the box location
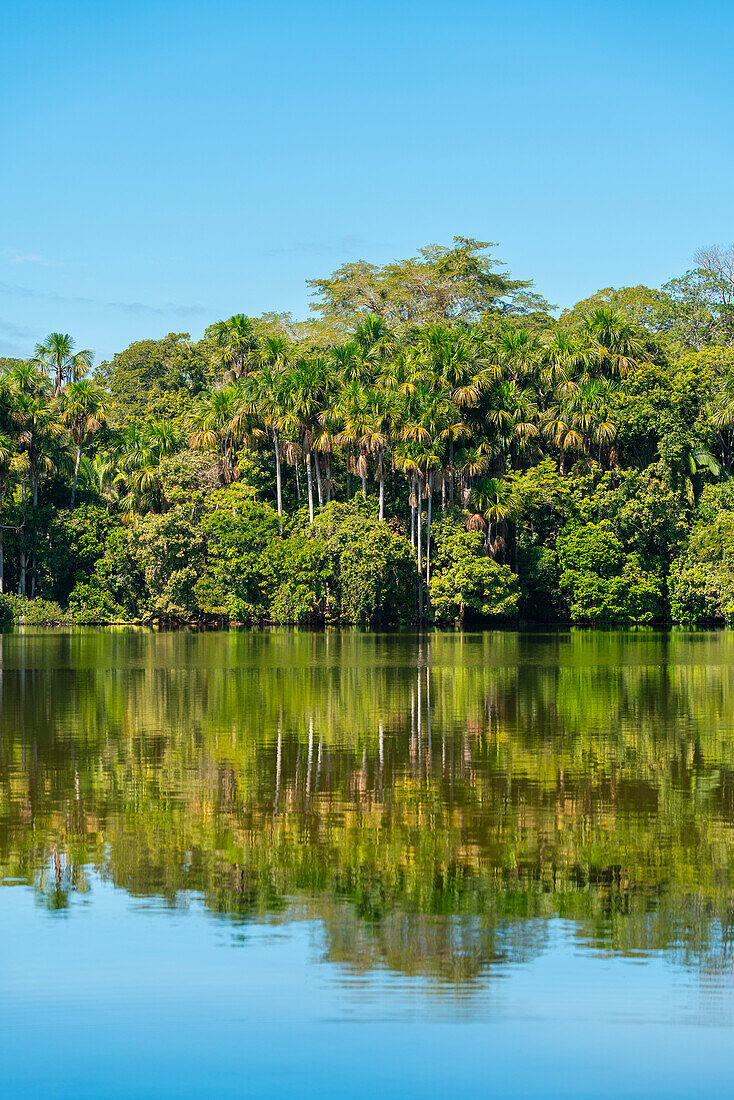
[5,237,734,625]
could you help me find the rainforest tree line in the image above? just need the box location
[3,236,734,626]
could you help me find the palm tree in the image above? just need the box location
[87,451,125,511]
[582,307,647,378]
[540,330,587,403]
[120,420,183,513]
[330,341,368,386]
[58,380,111,506]
[277,357,331,523]
[396,438,442,620]
[249,339,292,519]
[188,384,259,485]
[542,376,618,472]
[454,443,490,506]
[0,430,26,593]
[709,373,734,470]
[496,327,541,386]
[335,380,373,501]
[32,333,93,396]
[469,477,522,559]
[210,314,260,379]
[13,366,65,594]
[416,324,492,504]
[354,314,392,355]
[366,389,395,521]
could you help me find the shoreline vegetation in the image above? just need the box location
[3,237,734,629]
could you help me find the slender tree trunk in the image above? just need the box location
[417,477,423,624]
[486,521,494,557]
[306,451,314,524]
[449,441,454,505]
[0,488,4,595]
[441,470,446,511]
[295,461,301,503]
[410,475,416,550]
[426,470,433,588]
[31,477,38,598]
[374,446,384,520]
[361,472,367,500]
[273,430,283,518]
[71,442,83,508]
[326,457,332,502]
[19,483,26,597]
[314,450,324,508]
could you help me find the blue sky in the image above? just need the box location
[2,0,734,362]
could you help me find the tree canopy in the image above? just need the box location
[3,237,734,626]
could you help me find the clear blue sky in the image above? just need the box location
[3,0,734,362]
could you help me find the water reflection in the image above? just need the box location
[2,628,734,982]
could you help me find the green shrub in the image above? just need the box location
[68,528,142,622]
[429,515,519,623]
[196,486,280,622]
[269,500,418,625]
[558,521,663,623]
[670,484,734,622]
[8,596,75,625]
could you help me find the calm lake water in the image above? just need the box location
[2,628,734,1097]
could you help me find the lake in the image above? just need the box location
[2,628,734,1098]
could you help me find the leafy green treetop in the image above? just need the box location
[306,237,551,338]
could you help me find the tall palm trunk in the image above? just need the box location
[31,476,38,598]
[449,441,454,505]
[314,450,324,508]
[426,470,433,588]
[417,477,423,624]
[305,450,314,524]
[18,482,26,597]
[273,430,283,518]
[0,487,4,594]
[71,442,83,508]
[378,447,385,522]
[410,474,416,549]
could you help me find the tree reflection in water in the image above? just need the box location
[2,628,734,981]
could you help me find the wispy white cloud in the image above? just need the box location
[0,281,206,317]
[10,253,57,267]
[0,319,38,340]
